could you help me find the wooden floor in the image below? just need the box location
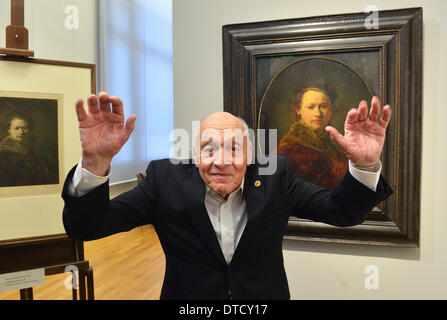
[0,225,166,300]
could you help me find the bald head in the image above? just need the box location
[200,112,246,133]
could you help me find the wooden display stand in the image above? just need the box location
[0,0,95,300]
[0,54,97,299]
[0,235,94,300]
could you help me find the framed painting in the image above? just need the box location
[0,57,96,298]
[0,56,95,244]
[223,7,422,246]
[0,91,63,197]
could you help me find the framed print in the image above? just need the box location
[0,91,64,197]
[223,8,422,246]
[0,56,95,244]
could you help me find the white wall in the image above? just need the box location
[173,0,447,298]
[0,0,98,63]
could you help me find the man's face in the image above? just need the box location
[297,89,332,131]
[195,112,252,199]
[8,118,29,142]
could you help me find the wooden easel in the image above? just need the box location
[0,1,95,300]
[0,0,34,57]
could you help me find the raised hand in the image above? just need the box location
[75,92,137,176]
[325,96,391,167]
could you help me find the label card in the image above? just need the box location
[0,269,45,293]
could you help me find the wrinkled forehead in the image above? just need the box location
[199,128,246,147]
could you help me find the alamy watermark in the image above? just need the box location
[169,121,278,176]
[64,5,79,30]
[364,5,379,30]
[64,265,79,290]
[364,264,379,290]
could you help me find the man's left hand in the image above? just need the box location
[325,96,392,167]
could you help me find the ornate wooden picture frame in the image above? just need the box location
[223,7,422,247]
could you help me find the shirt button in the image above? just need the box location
[223,203,228,208]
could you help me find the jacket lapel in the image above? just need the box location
[230,164,267,265]
[183,166,227,265]
[243,164,266,222]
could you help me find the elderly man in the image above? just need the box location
[62,92,393,299]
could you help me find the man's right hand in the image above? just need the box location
[75,92,137,176]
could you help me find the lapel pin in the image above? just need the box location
[254,180,261,187]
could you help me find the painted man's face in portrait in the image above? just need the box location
[8,118,29,142]
[297,89,332,131]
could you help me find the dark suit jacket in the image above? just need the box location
[62,156,393,300]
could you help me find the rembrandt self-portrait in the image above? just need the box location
[276,86,347,188]
[257,56,375,189]
[0,96,60,188]
[0,112,47,187]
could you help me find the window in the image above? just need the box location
[99,0,173,184]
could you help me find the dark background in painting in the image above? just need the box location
[256,50,380,149]
[0,97,59,185]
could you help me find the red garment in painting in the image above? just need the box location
[276,122,348,189]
